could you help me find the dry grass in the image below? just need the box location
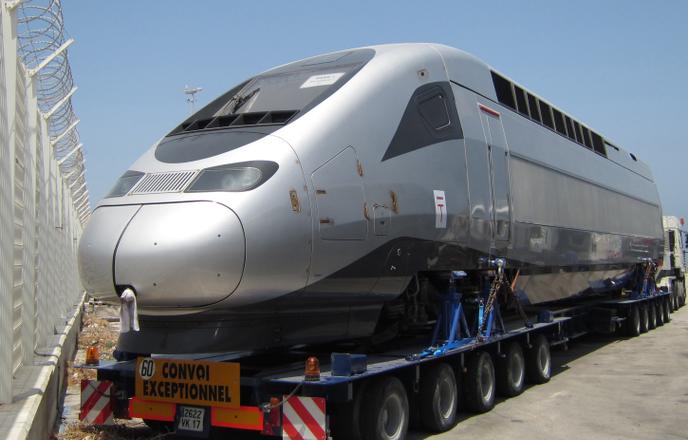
[59,423,170,440]
[66,312,118,387]
[58,304,158,439]
[78,315,119,356]
[68,364,97,387]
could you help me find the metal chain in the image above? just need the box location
[642,259,657,294]
[478,262,504,335]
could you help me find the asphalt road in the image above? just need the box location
[412,305,688,440]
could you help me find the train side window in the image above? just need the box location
[491,72,516,110]
[604,141,620,151]
[573,121,583,144]
[539,101,554,129]
[527,93,541,122]
[514,85,528,116]
[418,92,450,130]
[581,126,593,149]
[591,132,606,156]
[565,116,575,140]
[552,109,566,135]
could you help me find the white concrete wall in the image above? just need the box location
[0,4,85,404]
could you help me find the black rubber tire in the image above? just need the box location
[656,300,664,326]
[526,334,551,384]
[496,341,526,397]
[464,351,496,413]
[626,306,641,337]
[649,302,658,328]
[330,381,368,440]
[663,298,671,323]
[640,305,649,333]
[360,376,409,440]
[418,363,458,433]
[677,281,686,308]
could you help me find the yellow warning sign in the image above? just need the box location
[135,358,240,408]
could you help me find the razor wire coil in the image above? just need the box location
[16,0,88,222]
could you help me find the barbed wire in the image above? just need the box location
[15,0,89,223]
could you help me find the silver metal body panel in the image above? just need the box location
[79,204,141,301]
[77,43,664,353]
[81,135,312,311]
[114,202,245,308]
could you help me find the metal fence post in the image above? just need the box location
[0,5,14,405]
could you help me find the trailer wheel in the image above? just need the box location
[663,298,671,323]
[526,334,551,384]
[655,301,664,326]
[677,281,686,308]
[496,341,525,397]
[673,294,679,311]
[464,351,496,413]
[640,305,649,333]
[626,306,641,337]
[648,302,657,329]
[360,376,409,440]
[418,362,458,433]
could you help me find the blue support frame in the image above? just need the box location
[413,271,474,359]
[413,265,507,359]
[630,259,659,300]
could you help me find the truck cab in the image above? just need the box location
[657,216,687,308]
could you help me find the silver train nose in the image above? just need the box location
[79,201,245,308]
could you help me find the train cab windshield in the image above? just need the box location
[168,48,375,136]
[214,68,352,116]
[156,49,375,163]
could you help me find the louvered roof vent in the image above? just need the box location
[171,110,298,136]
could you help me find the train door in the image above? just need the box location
[479,104,511,250]
[311,146,367,241]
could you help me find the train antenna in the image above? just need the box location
[184,85,203,114]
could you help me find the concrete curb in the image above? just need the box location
[0,293,85,440]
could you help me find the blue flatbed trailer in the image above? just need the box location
[79,286,679,440]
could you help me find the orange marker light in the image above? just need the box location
[304,356,320,382]
[85,346,100,365]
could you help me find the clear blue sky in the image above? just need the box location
[62,0,688,217]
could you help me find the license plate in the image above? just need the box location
[177,406,205,432]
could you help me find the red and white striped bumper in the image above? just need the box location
[282,396,326,440]
[79,380,114,425]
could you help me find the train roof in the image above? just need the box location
[350,43,653,181]
[427,43,654,181]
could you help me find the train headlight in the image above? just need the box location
[186,161,278,192]
[105,170,144,198]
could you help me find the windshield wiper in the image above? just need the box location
[231,88,261,113]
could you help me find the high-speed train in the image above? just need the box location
[78,44,664,354]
